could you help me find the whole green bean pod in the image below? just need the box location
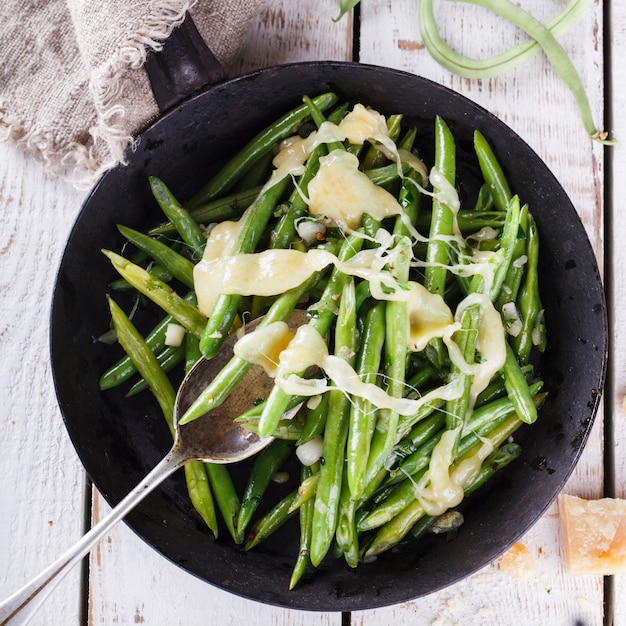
[149,186,261,237]
[473,130,512,212]
[346,301,385,500]
[511,214,543,364]
[310,278,358,567]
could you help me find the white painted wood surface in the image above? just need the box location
[0,0,621,624]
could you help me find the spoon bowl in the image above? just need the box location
[0,310,308,625]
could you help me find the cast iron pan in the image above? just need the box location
[50,16,607,611]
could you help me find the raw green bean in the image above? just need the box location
[458,0,613,143]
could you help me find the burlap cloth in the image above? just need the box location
[0,0,266,187]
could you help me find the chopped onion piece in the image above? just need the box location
[296,436,324,466]
[165,323,186,347]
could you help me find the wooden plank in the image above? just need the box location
[609,0,626,622]
[0,140,89,625]
[354,0,606,624]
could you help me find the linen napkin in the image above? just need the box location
[0,0,266,187]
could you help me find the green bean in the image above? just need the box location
[288,470,319,513]
[392,442,522,553]
[310,278,357,566]
[117,224,195,289]
[184,463,218,538]
[289,464,316,589]
[502,343,538,424]
[107,296,175,431]
[108,263,172,291]
[205,463,241,543]
[297,393,330,445]
[362,114,403,169]
[419,0,593,78]
[388,383,543,486]
[510,214,542,364]
[199,175,291,358]
[424,116,456,297]
[182,334,218,537]
[149,186,261,237]
[495,203,530,311]
[346,301,385,500]
[149,177,206,259]
[235,439,294,543]
[244,488,299,550]
[188,92,339,208]
[335,471,360,568]
[457,0,612,143]
[103,250,207,338]
[473,130,512,212]
[126,344,185,397]
[360,387,542,531]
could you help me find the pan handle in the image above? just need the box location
[144,13,225,113]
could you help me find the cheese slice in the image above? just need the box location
[558,493,626,574]
[499,542,535,579]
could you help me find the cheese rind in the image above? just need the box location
[558,493,626,575]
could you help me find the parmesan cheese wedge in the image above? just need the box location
[558,493,626,574]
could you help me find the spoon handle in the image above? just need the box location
[0,449,184,626]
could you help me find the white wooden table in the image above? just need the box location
[1,1,625,624]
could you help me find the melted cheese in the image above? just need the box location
[220,248,334,296]
[308,150,405,229]
[559,493,626,575]
[193,219,243,316]
[232,321,294,377]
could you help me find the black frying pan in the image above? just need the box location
[50,16,607,611]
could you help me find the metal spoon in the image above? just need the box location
[0,310,308,625]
